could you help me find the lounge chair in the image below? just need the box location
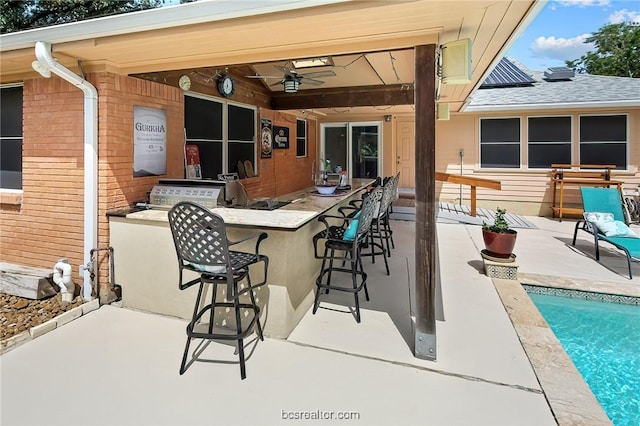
[572,187,640,279]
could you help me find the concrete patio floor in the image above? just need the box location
[2,216,637,425]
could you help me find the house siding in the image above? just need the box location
[435,108,640,216]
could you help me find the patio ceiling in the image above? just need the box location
[0,0,542,114]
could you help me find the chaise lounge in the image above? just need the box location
[572,187,640,279]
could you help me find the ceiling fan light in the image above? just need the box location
[292,56,334,69]
[283,79,299,93]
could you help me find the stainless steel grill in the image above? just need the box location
[148,179,225,209]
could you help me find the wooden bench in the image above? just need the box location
[550,164,622,221]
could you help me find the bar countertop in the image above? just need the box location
[121,178,374,230]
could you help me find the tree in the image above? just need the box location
[0,0,165,34]
[565,22,640,78]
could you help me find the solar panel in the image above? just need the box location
[480,58,535,88]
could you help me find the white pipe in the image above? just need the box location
[53,259,74,303]
[34,41,97,301]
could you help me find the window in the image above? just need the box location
[1,86,23,190]
[480,118,520,168]
[528,116,571,168]
[184,94,256,179]
[579,115,627,169]
[296,119,307,157]
[227,104,256,175]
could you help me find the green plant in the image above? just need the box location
[482,207,511,233]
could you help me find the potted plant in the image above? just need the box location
[482,207,517,258]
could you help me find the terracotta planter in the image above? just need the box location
[482,229,517,258]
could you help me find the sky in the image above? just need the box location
[506,0,640,71]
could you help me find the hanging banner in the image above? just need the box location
[133,106,167,177]
[260,118,272,159]
[273,126,289,149]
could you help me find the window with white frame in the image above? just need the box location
[184,94,256,179]
[296,119,307,157]
[1,86,23,190]
[480,117,520,168]
[579,114,627,169]
[528,116,572,168]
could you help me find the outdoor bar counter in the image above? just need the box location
[109,178,373,338]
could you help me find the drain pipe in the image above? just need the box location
[33,41,97,302]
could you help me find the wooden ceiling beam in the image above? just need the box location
[270,84,414,110]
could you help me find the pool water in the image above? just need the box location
[529,294,640,426]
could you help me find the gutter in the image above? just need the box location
[33,41,97,302]
[463,99,640,112]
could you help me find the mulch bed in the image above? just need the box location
[0,292,84,341]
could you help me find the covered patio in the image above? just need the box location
[3,215,632,425]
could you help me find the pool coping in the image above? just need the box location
[492,276,613,426]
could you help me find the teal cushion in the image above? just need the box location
[343,211,361,241]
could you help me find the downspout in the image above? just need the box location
[33,41,97,301]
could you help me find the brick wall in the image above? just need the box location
[0,78,86,276]
[242,109,317,199]
[96,73,184,295]
[0,73,184,297]
[0,73,315,297]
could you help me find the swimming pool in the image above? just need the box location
[528,293,640,426]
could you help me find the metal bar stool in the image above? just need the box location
[381,172,400,251]
[311,187,382,322]
[168,201,268,380]
[342,176,399,273]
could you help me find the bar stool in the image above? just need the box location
[382,172,400,251]
[312,187,382,322]
[342,175,398,273]
[168,201,268,379]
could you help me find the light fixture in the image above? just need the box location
[283,77,300,93]
[292,56,334,69]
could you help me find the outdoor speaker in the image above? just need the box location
[441,38,472,84]
[437,103,450,120]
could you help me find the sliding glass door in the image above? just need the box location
[321,122,381,178]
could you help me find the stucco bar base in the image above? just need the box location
[108,186,369,339]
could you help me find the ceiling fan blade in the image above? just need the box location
[275,65,295,74]
[246,75,282,79]
[269,80,285,87]
[300,70,336,79]
[300,77,324,86]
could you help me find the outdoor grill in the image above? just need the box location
[147,179,226,209]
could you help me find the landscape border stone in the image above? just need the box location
[1,299,101,355]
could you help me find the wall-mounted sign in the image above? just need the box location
[273,126,289,149]
[260,118,272,159]
[133,106,167,177]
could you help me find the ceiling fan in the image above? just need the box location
[247,63,336,92]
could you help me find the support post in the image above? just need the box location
[414,44,437,360]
